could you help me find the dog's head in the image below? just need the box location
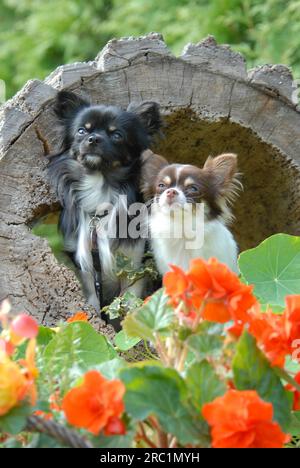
[150,154,241,222]
[54,91,162,177]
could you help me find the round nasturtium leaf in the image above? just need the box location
[238,234,300,307]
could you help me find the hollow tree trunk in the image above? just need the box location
[1,33,300,326]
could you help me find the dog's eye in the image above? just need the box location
[188,185,199,193]
[111,131,123,142]
[158,183,166,189]
[77,128,87,135]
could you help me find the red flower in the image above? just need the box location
[62,371,126,435]
[104,417,126,436]
[285,372,300,411]
[202,390,290,448]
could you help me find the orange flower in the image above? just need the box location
[0,338,15,356]
[0,358,27,416]
[163,265,196,308]
[202,389,290,448]
[248,307,290,368]
[248,295,300,368]
[226,321,245,339]
[285,372,300,411]
[163,258,256,327]
[67,312,89,323]
[189,258,256,324]
[19,338,39,406]
[62,371,125,435]
[0,338,39,416]
[285,295,300,343]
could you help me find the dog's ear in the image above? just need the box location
[54,91,89,121]
[127,101,162,135]
[202,153,241,202]
[140,150,168,200]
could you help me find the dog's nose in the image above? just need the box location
[88,134,101,145]
[166,188,179,198]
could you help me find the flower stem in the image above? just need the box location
[137,422,157,449]
[148,416,169,448]
[169,436,178,448]
[154,334,170,366]
[176,343,189,373]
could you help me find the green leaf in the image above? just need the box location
[239,234,300,307]
[115,330,141,351]
[116,251,159,283]
[26,433,67,448]
[196,321,225,336]
[37,326,56,347]
[288,412,300,437]
[186,320,224,363]
[186,361,226,411]
[187,334,223,362]
[0,404,31,435]
[93,358,127,380]
[102,292,143,320]
[43,322,116,375]
[92,430,135,448]
[233,331,291,430]
[123,289,174,341]
[121,366,209,445]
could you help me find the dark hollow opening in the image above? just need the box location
[154,109,300,252]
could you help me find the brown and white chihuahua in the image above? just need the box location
[143,153,241,275]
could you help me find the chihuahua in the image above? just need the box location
[47,91,162,312]
[145,153,241,275]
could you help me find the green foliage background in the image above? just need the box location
[1,0,300,99]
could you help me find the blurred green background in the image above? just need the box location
[1,0,300,99]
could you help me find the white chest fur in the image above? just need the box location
[73,172,145,307]
[150,207,238,275]
[75,173,120,277]
[76,173,117,213]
